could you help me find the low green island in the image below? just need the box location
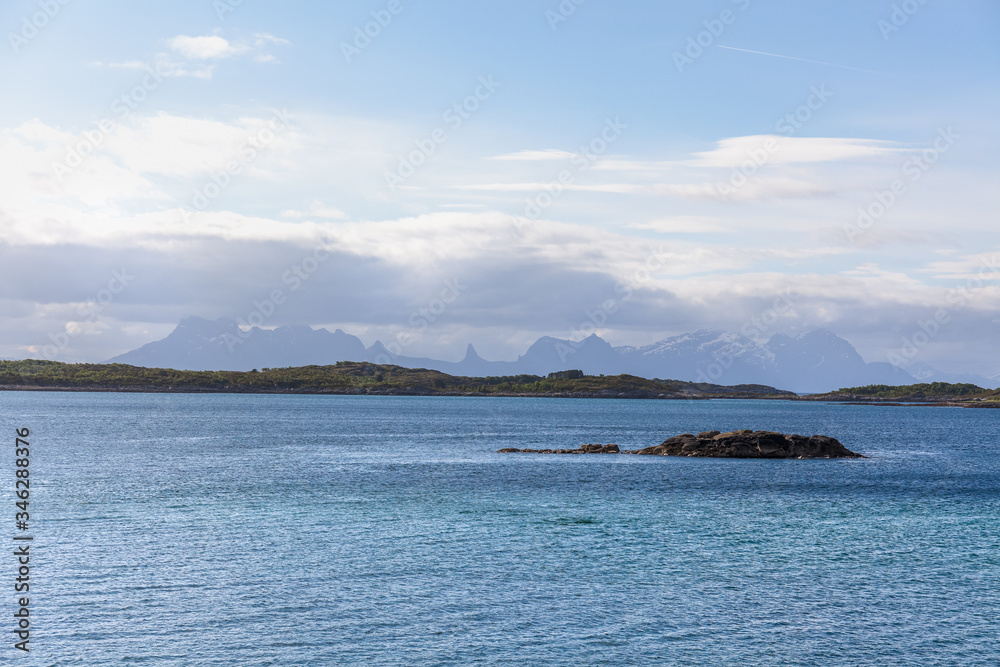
[0,360,792,399]
[808,382,1000,406]
[0,360,997,406]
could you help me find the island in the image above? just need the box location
[804,382,1000,407]
[0,361,996,409]
[0,360,795,399]
[498,430,865,458]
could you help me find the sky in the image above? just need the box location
[0,0,998,376]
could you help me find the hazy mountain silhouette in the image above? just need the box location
[899,361,999,388]
[107,316,950,392]
[766,329,914,391]
[108,316,367,371]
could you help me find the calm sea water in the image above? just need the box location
[2,392,998,665]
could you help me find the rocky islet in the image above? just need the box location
[498,430,864,459]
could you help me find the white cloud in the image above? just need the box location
[280,201,349,220]
[627,217,725,234]
[488,149,578,161]
[690,136,909,168]
[100,32,290,79]
[152,53,216,79]
[921,252,1000,280]
[106,60,147,70]
[458,136,915,206]
[592,159,678,172]
[655,176,837,202]
[105,54,215,79]
[97,112,302,180]
[0,112,305,235]
[0,122,163,214]
[253,33,291,47]
[168,35,249,60]
[453,182,644,194]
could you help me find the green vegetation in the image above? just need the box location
[826,382,996,399]
[0,359,793,398]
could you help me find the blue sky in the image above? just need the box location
[1,0,998,375]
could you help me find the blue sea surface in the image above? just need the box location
[2,392,999,665]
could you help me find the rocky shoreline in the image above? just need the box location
[498,430,864,459]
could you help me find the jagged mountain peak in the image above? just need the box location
[366,340,390,354]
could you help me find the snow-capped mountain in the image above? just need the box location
[618,329,775,384]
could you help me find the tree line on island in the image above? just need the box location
[0,360,997,404]
[0,360,789,397]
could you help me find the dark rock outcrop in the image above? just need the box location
[628,430,863,458]
[497,443,621,454]
[498,430,863,458]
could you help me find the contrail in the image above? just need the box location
[716,45,884,75]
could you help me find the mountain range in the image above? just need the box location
[107,316,996,393]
